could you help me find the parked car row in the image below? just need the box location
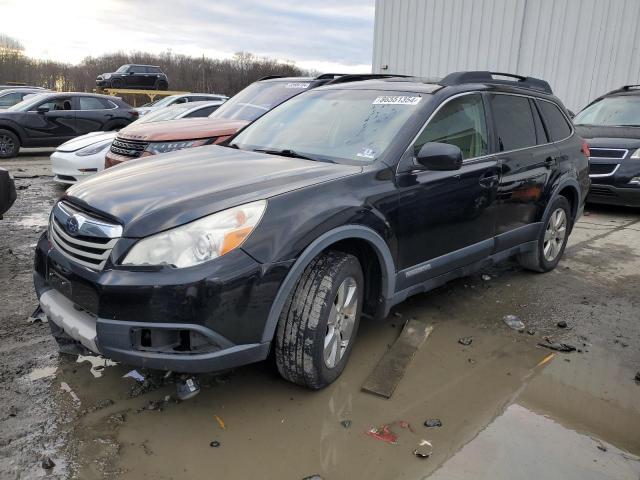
[33,71,592,390]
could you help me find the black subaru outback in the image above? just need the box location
[34,71,589,389]
[574,85,640,207]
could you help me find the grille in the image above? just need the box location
[110,137,148,158]
[589,186,616,197]
[589,164,618,176]
[589,148,628,159]
[49,202,121,271]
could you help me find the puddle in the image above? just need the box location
[27,366,57,381]
[76,355,118,378]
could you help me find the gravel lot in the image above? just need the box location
[1,150,639,480]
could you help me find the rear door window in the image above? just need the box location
[489,94,537,151]
[538,100,572,141]
[79,97,108,110]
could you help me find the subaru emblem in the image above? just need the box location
[66,215,80,235]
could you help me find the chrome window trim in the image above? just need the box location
[589,164,621,178]
[397,90,574,174]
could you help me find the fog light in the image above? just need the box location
[629,177,640,185]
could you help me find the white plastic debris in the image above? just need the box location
[503,314,525,332]
[123,370,145,382]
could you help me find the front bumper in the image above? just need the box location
[587,184,640,207]
[51,151,102,184]
[34,231,292,372]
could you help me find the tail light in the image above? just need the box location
[581,141,590,158]
[131,110,139,118]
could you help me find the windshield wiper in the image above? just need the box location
[253,148,316,161]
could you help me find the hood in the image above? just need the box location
[65,145,362,237]
[575,125,640,149]
[117,118,249,142]
[56,131,117,152]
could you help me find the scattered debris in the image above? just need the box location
[26,305,47,324]
[424,418,442,428]
[209,441,221,448]
[536,353,555,367]
[41,455,55,470]
[458,336,473,346]
[123,370,145,382]
[393,311,402,318]
[413,440,433,459]
[8,405,18,417]
[634,372,640,384]
[366,421,413,445]
[467,358,476,364]
[176,376,200,400]
[557,320,568,329]
[108,413,126,425]
[215,415,226,430]
[60,382,81,405]
[340,420,352,429]
[503,314,525,332]
[77,355,116,378]
[526,329,536,335]
[362,321,434,399]
[481,274,491,281]
[538,339,576,353]
[596,442,608,452]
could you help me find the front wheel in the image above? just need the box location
[518,195,571,272]
[275,251,363,389]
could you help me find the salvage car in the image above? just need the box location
[574,85,640,207]
[104,74,380,168]
[135,93,228,116]
[34,71,589,389]
[0,92,137,158]
[96,64,169,90]
[0,168,16,218]
[51,100,226,184]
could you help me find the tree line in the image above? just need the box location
[0,47,311,97]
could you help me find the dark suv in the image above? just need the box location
[96,64,169,90]
[34,71,589,389]
[574,85,640,206]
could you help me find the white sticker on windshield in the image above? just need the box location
[373,95,422,105]
[285,82,310,89]
[356,147,376,159]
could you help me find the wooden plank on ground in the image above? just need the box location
[361,320,434,399]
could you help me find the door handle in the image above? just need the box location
[544,156,558,168]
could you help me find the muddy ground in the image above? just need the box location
[1,150,639,480]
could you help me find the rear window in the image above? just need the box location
[490,94,537,151]
[146,66,161,74]
[538,100,572,140]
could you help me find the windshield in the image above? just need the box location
[230,89,426,164]
[574,96,640,127]
[151,95,180,108]
[116,65,129,73]
[134,103,194,124]
[7,93,50,111]
[210,81,310,122]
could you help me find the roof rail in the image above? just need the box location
[440,71,553,94]
[622,84,640,90]
[315,73,347,80]
[325,73,412,85]
[257,75,285,81]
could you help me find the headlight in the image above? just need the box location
[145,139,211,155]
[76,140,112,157]
[103,73,111,79]
[121,200,267,268]
[631,148,640,159]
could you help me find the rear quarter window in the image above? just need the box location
[538,100,572,141]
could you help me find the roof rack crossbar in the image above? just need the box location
[439,71,553,94]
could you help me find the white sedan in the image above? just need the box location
[51,100,224,184]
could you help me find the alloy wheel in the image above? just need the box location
[543,208,567,261]
[0,134,15,155]
[323,276,358,369]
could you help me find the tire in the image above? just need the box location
[275,251,363,389]
[518,195,572,272]
[111,78,123,89]
[0,129,20,158]
[156,80,168,90]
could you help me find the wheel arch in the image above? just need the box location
[549,177,581,225]
[261,225,395,343]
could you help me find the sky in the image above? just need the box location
[0,0,375,73]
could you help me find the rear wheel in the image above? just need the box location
[156,80,168,90]
[0,129,19,158]
[275,251,363,389]
[518,195,571,272]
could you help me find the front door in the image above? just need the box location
[396,93,499,289]
[487,94,556,251]
[24,96,78,144]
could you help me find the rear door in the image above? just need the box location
[488,93,557,251]
[396,93,500,287]
[75,96,116,133]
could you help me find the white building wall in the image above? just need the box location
[372,0,640,111]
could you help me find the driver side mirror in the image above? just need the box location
[128,71,135,75]
[415,142,463,171]
[36,106,49,114]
